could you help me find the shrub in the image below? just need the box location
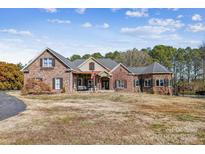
[0,61,23,90]
[22,78,52,95]
[61,87,66,93]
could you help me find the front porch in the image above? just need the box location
[73,71,111,91]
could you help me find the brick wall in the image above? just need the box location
[133,73,173,95]
[23,50,72,93]
[110,65,134,92]
[152,74,173,95]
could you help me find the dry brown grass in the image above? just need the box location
[0,91,205,144]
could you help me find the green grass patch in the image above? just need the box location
[150,123,169,133]
[176,114,204,122]
[197,129,205,144]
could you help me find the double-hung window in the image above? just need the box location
[168,79,172,87]
[43,58,53,68]
[55,78,61,90]
[144,79,151,87]
[116,80,125,88]
[89,62,95,70]
[156,79,164,87]
[135,79,140,87]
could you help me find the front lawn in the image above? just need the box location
[0,91,205,144]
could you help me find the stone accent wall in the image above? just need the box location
[110,65,134,92]
[23,50,72,93]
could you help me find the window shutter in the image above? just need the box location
[164,79,168,87]
[113,80,116,89]
[170,79,172,86]
[40,58,43,67]
[60,78,63,89]
[151,79,153,87]
[124,80,127,88]
[114,80,117,89]
[53,78,55,89]
[141,79,144,87]
[52,58,55,67]
[133,79,135,87]
[152,79,155,87]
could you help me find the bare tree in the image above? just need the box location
[200,42,205,82]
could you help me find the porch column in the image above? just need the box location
[99,77,101,90]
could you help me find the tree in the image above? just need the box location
[149,45,176,69]
[119,48,153,67]
[17,62,24,69]
[200,43,205,81]
[91,52,103,59]
[191,48,201,80]
[69,54,81,61]
[184,47,192,82]
[82,54,91,59]
[0,62,23,90]
[105,52,115,59]
[175,48,186,81]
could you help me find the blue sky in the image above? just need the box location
[0,8,205,64]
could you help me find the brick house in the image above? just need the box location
[22,48,173,95]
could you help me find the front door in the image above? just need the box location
[101,80,109,90]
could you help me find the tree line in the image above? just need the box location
[68,44,205,86]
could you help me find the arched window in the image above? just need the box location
[89,62,95,70]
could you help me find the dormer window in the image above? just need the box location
[42,58,53,68]
[89,62,95,70]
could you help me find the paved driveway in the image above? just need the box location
[0,92,26,121]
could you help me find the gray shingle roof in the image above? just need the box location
[47,48,75,69]
[128,62,171,75]
[71,59,85,68]
[96,58,118,70]
[72,58,118,70]
[128,66,146,74]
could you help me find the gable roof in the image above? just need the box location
[72,58,118,70]
[110,63,132,73]
[47,48,75,69]
[72,59,85,68]
[21,48,74,71]
[76,57,111,71]
[128,62,172,75]
[96,58,118,70]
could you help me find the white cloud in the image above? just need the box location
[0,29,33,36]
[75,8,86,14]
[47,19,71,24]
[42,8,57,13]
[97,23,110,29]
[121,26,174,35]
[125,9,148,17]
[187,23,205,32]
[135,34,182,43]
[192,14,202,21]
[177,15,184,19]
[148,18,184,29]
[0,39,36,64]
[168,8,179,11]
[183,40,201,45]
[111,8,121,12]
[81,22,92,28]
